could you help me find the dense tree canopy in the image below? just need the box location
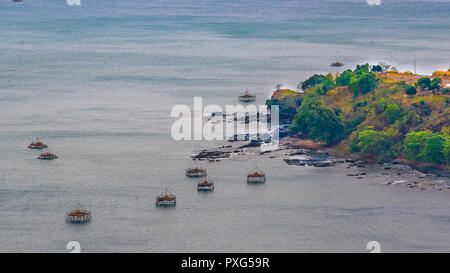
[355,64,370,73]
[349,72,377,96]
[357,130,392,158]
[405,85,417,95]
[385,104,404,123]
[336,69,353,87]
[335,64,377,96]
[420,134,446,164]
[371,65,382,72]
[300,74,328,91]
[430,78,442,91]
[403,131,448,164]
[416,77,431,90]
[403,131,433,160]
[291,91,344,145]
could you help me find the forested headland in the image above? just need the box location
[266,64,450,167]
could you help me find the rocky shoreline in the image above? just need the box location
[191,137,449,192]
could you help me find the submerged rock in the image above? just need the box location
[412,164,450,178]
[192,149,232,160]
[284,150,336,167]
[284,158,336,167]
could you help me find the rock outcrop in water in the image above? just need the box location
[283,150,336,167]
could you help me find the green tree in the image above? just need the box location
[357,130,391,158]
[444,136,450,165]
[403,131,432,161]
[336,69,354,87]
[317,77,336,95]
[373,97,387,114]
[354,64,370,74]
[335,64,378,96]
[385,104,404,123]
[419,134,446,164]
[348,133,360,152]
[430,78,442,91]
[405,85,417,95]
[291,106,344,145]
[301,74,327,91]
[349,73,377,96]
[291,91,344,145]
[415,77,431,90]
[371,65,382,72]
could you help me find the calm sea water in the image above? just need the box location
[0,0,449,252]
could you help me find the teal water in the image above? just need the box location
[0,0,449,252]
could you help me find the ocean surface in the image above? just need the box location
[0,0,449,252]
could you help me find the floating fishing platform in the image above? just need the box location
[28,138,48,149]
[156,188,176,206]
[247,169,266,184]
[185,167,207,177]
[37,152,58,160]
[66,203,91,223]
[239,89,256,102]
[197,178,214,192]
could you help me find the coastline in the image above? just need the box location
[193,136,449,192]
[264,68,450,181]
[282,136,450,179]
